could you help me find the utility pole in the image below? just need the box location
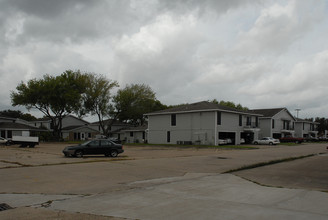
[295,109,301,118]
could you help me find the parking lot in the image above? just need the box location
[0,142,328,219]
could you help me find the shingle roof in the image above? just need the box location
[146,101,261,116]
[90,119,128,126]
[295,118,319,124]
[62,125,99,132]
[0,122,41,130]
[121,124,148,132]
[251,108,286,118]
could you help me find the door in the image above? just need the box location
[85,140,100,155]
[100,140,113,155]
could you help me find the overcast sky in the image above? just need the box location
[0,0,327,120]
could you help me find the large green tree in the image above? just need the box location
[11,70,88,139]
[112,84,166,126]
[82,74,119,136]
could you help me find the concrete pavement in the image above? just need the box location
[4,173,325,220]
[0,143,327,219]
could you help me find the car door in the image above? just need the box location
[100,140,112,155]
[85,140,100,155]
[259,138,267,145]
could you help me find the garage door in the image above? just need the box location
[218,132,236,145]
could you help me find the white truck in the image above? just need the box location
[9,136,39,148]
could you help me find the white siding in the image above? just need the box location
[259,119,272,138]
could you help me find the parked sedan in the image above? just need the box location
[63,139,124,158]
[253,137,280,145]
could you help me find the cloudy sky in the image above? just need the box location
[1,0,328,119]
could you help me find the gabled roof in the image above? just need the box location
[64,115,90,124]
[29,118,51,122]
[251,107,296,121]
[0,116,17,122]
[145,101,262,116]
[295,118,319,124]
[62,125,99,132]
[121,124,148,132]
[0,122,44,131]
[90,119,129,126]
[251,108,286,118]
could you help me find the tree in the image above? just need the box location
[11,70,88,139]
[112,84,165,125]
[0,110,37,121]
[82,74,119,136]
[218,100,249,111]
[315,117,328,135]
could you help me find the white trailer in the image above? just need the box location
[9,136,39,148]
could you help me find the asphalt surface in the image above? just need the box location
[0,143,327,219]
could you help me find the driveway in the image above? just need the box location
[0,143,327,219]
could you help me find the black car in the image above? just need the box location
[63,139,124,158]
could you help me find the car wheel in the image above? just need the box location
[269,142,273,145]
[75,150,83,158]
[254,142,258,145]
[110,150,118,157]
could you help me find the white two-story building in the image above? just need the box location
[145,101,262,145]
[294,118,319,138]
[251,108,296,139]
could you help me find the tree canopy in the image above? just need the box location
[211,99,249,111]
[82,74,119,136]
[112,84,166,126]
[11,70,88,139]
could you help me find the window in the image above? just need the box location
[89,140,99,147]
[239,115,242,126]
[272,119,275,129]
[101,140,112,146]
[256,117,259,127]
[130,132,134,137]
[7,130,12,138]
[171,114,176,126]
[283,120,290,130]
[167,131,171,143]
[246,117,251,126]
[217,112,221,125]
